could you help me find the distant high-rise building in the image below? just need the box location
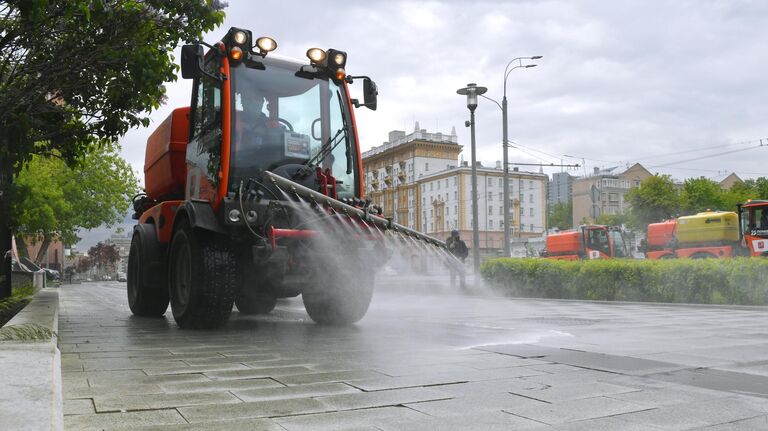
[548,172,573,206]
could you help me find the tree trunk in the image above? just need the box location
[34,232,52,266]
[0,164,12,299]
[15,235,29,259]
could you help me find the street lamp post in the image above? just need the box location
[487,56,541,256]
[457,83,487,273]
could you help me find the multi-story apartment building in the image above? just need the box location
[105,233,132,274]
[363,124,548,255]
[572,163,651,226]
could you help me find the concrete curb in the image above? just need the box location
[0,288,63,431]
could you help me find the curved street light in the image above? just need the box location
[499,56,541,254]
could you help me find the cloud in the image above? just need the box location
[117,0,768,188]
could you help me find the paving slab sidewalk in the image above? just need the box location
[0,288,63,431]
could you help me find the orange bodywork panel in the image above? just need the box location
[675,245,734,259]
[343,80,364,197]
[647,219,676,250]
[144,107,190,201]
[138,201,183,244]
[744,235,768,256]
[646,250,674,260]
[546,231,582,256]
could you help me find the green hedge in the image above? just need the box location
[480,258,768,305]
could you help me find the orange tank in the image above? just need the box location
[647,219,677,250]
[546,230,583,256]
[144,107,190,201]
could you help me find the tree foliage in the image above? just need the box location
[681,177,726,213]
[625,175,681,229]
[626,175,768,230]
[13,143,138,263]
[547,202,572,230]
[0,0,225,175]
[88,242,120,275]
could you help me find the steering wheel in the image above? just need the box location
[277,118,293,131]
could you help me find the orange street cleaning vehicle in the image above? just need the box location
[645,206,768,259]
[128,28,447,328]
[644,211,743,259]
[543,225,632,260]
[737,200,768,257]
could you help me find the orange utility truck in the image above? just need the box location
[128,27,445,329]
[544,225,632,260]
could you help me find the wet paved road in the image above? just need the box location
[59,279,768,430]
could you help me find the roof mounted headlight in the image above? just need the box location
[306,48,327,65]
[255,37,277,55]
[326,49,347,69]
[232,30,248,45]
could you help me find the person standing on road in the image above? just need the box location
[446,229,468,289]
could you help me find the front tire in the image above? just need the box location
[127,226,169,317]
[168,220,236,329]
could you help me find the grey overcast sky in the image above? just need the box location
[81,0,768,248]
[121,0,768,182]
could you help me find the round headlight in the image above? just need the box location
[306,48,327,63]
[333,53,345,65]
[256,37,277,53]
[335,68,346,80]
[233,31,247,45]
[228,209,241,223]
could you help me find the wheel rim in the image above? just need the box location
[173,240,192,310]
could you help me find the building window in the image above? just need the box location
[446,207,449,215]
[529,180,533,189]
[488,177,493,186]
[529,207,534,217]
[430,183,433,191]
[425,162,429,171]
[489,206,493,215]
[489,220,494,228]
[499,178,503,187]
[529,194,533,203]
[499,206,502,215]
[498,192,502,201]
[453,177,457,186]
[530,224,534,231]
[488,192,493,201]
[454,191,457,199]
[437,181,440,190]
[430,209,433,217]
[422,198,425,206]
[445,179,448,188]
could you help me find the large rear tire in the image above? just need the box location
[127,226,169,317]
[302,270,374,325]
[168,220,236,329]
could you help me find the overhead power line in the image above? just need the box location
[650,144,764,168]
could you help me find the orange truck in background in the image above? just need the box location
[644,202,768,259]
[544,225,632,260]
[738,200,768,257]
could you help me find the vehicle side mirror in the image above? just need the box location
[181,44,204,79]
[363,78,378,111]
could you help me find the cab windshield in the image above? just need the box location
[229,58,357,198]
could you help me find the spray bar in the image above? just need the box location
[263,170,446,249]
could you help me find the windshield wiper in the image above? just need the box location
[302,91,353,175]
[303,126,347,169]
